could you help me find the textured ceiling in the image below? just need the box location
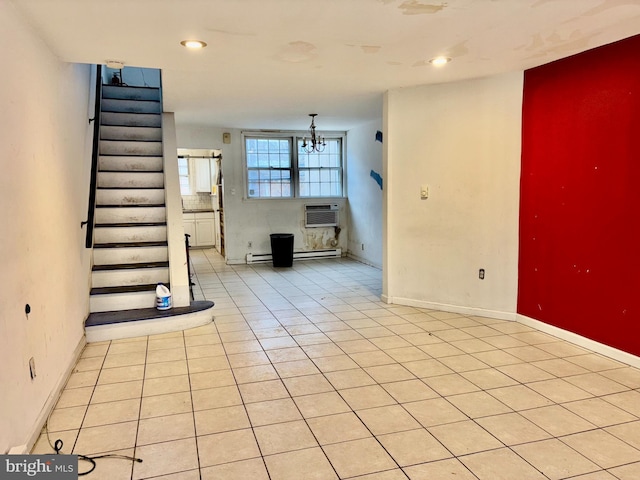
[10,0,640,130]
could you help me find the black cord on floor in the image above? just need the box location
[46,423,142,476]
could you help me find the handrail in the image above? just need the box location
[82,64,103,248]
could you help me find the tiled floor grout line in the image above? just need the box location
[181,330,204,480]
[129,335,149,480]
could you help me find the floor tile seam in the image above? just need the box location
[561,423,640,459]
[126,335,151,480]
[179,329,204,478]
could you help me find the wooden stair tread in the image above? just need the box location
[85,300,214,327]
[90,283,168,295]
[95,222,167,227]
[93,261,169,271]
[93,241,168,248]
[95,204,166,208]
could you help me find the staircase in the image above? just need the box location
[84,78,214,343]
[89,84,169,313]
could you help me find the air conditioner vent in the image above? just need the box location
[305,204,339,227]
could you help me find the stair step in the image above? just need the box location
[91,283,163,295]
[94,225,167,244]
[102,85,161,101]
[97,172,164,188]
[99,156,163,172]
[94,241,168,248]
[89,289,157,313]
[93,245,169,266]
[85,301,215,342]
[101,112,161,128]
[91,266,169,288]
[101,98,161,114]
[95,206,166,225]
[93,261,169,271]
[100,140,163,156]
[101,126,162,142]
[96,188,165,206]
[95,222,166,228]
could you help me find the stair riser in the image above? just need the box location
[101,98,161,114]
[92,267,169,288]
[97,189,165,206]
[100,140,163,156]
[102,86,161,101]
[95,207,166,224]
[97,172,164,188]
[101,126,162,142]
[99,156,163,172]
[94,226,167,244]
[90,291,157,313]
[101,112,161,128]
[93,246,169,266]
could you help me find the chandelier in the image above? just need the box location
[301,114,326,153]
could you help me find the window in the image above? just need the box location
[244,134,343,199]
[178,157,190,195]
[246,138,292,198]
[298,138,342,197]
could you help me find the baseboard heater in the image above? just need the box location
[246,248,342,264]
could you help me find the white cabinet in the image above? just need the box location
[196,213,215,246]
[183,215,196,246]
[194,158,212,193]
[183,212,215,247]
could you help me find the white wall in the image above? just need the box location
[176,125,348,264]
[0,3,93,452]
[346,119,383,268]
[383,73,523,318]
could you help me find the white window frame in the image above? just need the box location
[242,131,346,199]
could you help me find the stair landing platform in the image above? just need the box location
[85,300,215,343]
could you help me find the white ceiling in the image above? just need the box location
[11,0,640,130]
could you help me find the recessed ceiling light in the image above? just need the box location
[429,56,451,66]
[181,40,207,49]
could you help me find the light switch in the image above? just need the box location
[420,185,429,199]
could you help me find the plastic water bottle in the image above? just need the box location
[156,283,172,310]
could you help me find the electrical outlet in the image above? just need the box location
[29,357,36,379]
[361,243,365,250]
[479,268,485,280]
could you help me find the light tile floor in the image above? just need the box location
[33,249,640,479]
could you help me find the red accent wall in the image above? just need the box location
[519,34,640,356]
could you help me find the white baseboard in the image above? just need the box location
[383,295,516,321]
[516,314,640,368]
[21,334,86,454]
[381,294,640,368]
[346,252,381,269]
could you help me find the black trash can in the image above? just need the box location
[270,233,294,267]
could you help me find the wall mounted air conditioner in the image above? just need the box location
[305,204,339,227]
